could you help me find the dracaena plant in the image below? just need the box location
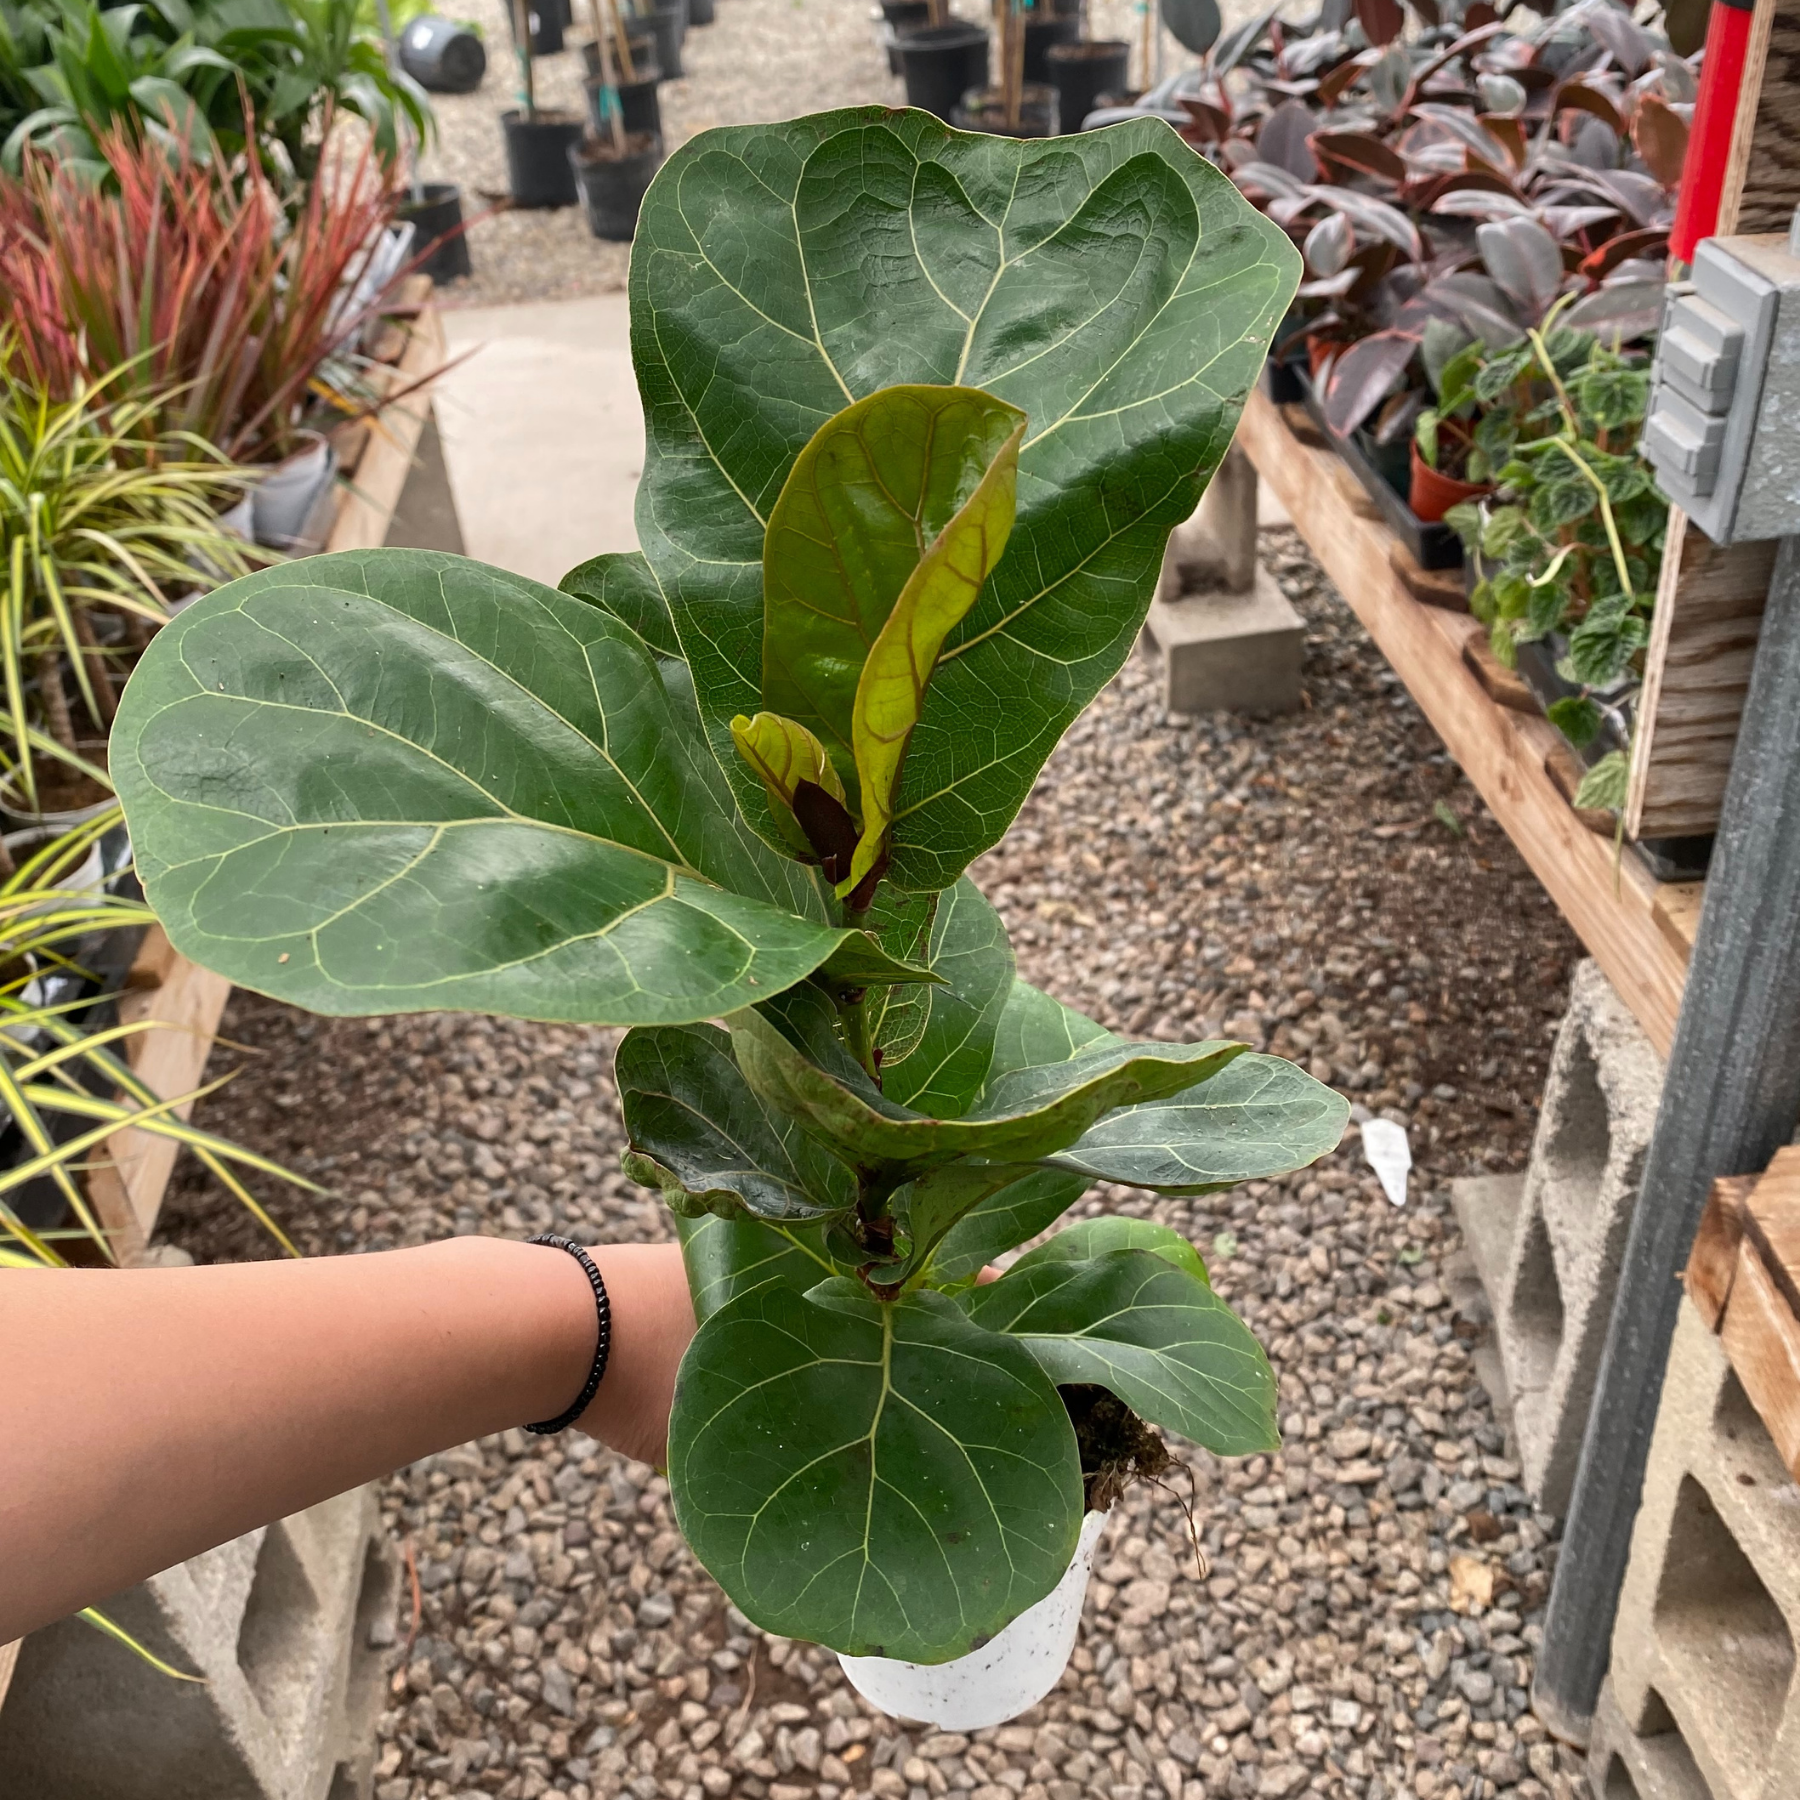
[109,106,1346,1665]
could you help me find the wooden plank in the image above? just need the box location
[1720,1237,1800,1481]
[1625,515,1777,839]
[1743,1143,1800,1319]
[1720,0,1800,239]
[1626,2,1800,842]
[1236,387,1690,1055]
[1459,629,1536,713]
[1651,881,1706,959]
[1686,1173,1760,1330]
[327,295,447,556]
[1387,541,1467,612]
[86,928,232,1263]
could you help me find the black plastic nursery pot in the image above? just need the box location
[585,70,662,141]
[898,23,989,122]
[1045,37,1128,132]
[688,0,714,24]
[507,0,564,55]
[570,131,663,240]
[1295,364,1461,571]
[398,182,474,283]
[1023,12,1079,81]
[883,0,930,72]
[398,14,488,92]
[644,0,685,78]
[502,109,584,207]
[580,29,656,78]
[953,83,1059,136]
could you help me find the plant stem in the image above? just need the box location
[1525,324,1636,604]
[512,0,537,120]
[36,647,75,754]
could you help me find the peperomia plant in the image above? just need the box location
[110,107,1345,1665]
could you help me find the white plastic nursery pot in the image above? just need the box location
[2,828,106,912]
[837,1509,1108,1730]
[252,431,340,551]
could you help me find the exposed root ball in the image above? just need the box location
[1062,1383,1173,1512]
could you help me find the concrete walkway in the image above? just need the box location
[432,290,1287,587]
[434,294,643,589]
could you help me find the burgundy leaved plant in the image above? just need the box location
[0,123,409,466]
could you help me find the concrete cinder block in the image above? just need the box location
[1603,1297,1800,1800]
[0,1485,397,1800]
[1588,1679,1713,1800]
[1492,959,1665,1514]
[1143,566,1305,716]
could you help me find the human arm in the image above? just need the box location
[0,1236,693,1643]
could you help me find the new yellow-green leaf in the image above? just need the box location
[843,408,1025,892]
[731,711,848,854]
[760,385,1028,823]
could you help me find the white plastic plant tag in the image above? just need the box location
[1361,1117,1411,1208]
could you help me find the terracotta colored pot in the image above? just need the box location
[1409,439,1493,523]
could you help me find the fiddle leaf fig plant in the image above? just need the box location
[111,106,1342,1667]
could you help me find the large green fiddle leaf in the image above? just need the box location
[668,1279,1082,1661]
[674,1211,845,1323]
[761,385,1025,812]
[990,978,1348,1193]
[964,1244,1278,1454]
[929,1168,1092,1284]
[1015,1214,1210,1282]
[1050,1051,1349,1190]
[112,551,925,1023]
[869,874,1015,1118]
[633,108,1301,888]
[617,1022,855,1223]
[731,984,1245,1172]
[560,549,679,658]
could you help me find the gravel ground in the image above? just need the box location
[417,0,902,308]
[161,527,1589,1800]
[414,0,1260,309]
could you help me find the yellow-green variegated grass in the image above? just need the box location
[0,808,319,1269]
[0,336,271,811]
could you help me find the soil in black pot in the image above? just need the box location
[398,182,473,283]
[898,22,989,121]
[1045,37,1129,133]
[953,82,1059,136]
[571,129,663,241]
[502,109,585,207]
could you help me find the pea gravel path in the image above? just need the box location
[162,528,1590,1800]
[416,0,1249,309]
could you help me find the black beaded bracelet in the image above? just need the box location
[524,1235,612,1435]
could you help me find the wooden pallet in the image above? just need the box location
[1235,387,1692,1057]
[1687,1148,1800,1480]
[1621,0,1797,840]
[85,284,447,1263]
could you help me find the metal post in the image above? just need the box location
[1533,536,1800,1740]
